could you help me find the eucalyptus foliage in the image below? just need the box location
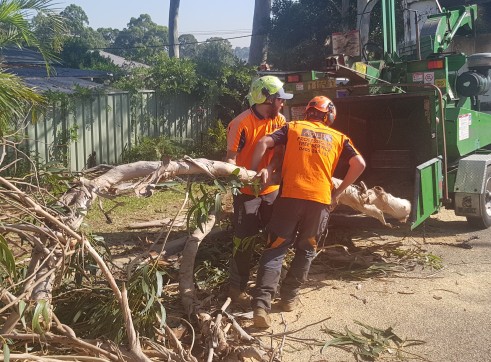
[321,320,426,361]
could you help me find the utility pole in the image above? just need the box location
[168,0,180,58]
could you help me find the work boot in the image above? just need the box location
[229,287,252,309]
[253,307,271,328]
[277,298,299,312]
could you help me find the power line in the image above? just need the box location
[89,33,257,51]
[180,29,251,34]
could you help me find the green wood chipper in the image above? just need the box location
[279,1,491,229]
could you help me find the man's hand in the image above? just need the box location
[255,166,273,186]
[329,187,341,211]
[225,150,238,165]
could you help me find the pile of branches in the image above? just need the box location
[0,136,279,361]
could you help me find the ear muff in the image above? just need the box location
[261,87,276,104]
[261,87,271,98]
[326,102,335,124]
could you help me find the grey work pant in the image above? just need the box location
[252,197,330,311]
[229,190,278,291]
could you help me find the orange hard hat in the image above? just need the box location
[305,96,337,122]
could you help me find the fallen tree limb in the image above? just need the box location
[179,215,217,317]
[207,297,232,362]
[0,332,120,361]
[0,355,109,362]
[58,157,410,232]
[126,217,187,230]
[121,285,151,362]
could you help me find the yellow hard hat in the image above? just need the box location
[247,75,293,106]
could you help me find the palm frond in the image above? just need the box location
[0,0,67,65]
[0,68,45,134]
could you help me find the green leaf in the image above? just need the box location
[199,183,207,196]
[232,167,240,176]
[142,280,150,297]
[214,193,222,215]
[213,179,226,193]
[73,310,82,323]
[142,293,155,314]
[189,187,197,204]
[0,234,16,277]
[3,342,10,362]
[19,300,26,328]
[159,302,167,328]
[32,300,48,334]
[321,337,353,353]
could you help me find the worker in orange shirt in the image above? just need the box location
[225,75,293,307]
[249,96,366,328]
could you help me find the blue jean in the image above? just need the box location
[252,197,330,311]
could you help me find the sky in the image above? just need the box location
[55,0,255,48]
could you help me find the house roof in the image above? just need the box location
[0,47,56,66]
[1,47,114,94]
[22,77,106,94]
[96,50,150,69]
[6,65,112,79]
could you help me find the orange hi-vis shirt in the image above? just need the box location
[270,120,360,204]
[227,107,286,195]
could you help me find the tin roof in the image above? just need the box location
[21,76,107,94]
[6,65,112,79]
[1,47,114,94]
[0,47,55,66]
[96,50,150,69]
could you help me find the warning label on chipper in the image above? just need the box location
[459,113,472,141]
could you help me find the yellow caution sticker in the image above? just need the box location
[435,78,446,88]
[307,79,336,90]
[354,62,367,74]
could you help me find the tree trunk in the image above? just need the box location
[179,215,216,317]
[168,0,180,58]
[248,0,271,66]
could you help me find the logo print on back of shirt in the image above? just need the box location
[300,129,332,142]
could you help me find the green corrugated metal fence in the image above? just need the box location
[25,90,213,171]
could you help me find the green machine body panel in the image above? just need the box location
[420,5,477,57]
[411,157,443,230]
[443,108,491,161]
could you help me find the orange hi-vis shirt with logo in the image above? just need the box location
[270,120,360,204]
[227,108,286,195]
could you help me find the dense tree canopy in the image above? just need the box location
[112,14,168,63]
[178,33,198,59]
[60,4,89,37]
[268,0,357,70]
[32,4,108,69]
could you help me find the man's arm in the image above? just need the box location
[331,154,366,203]
[269,145,285,172]
[225,150,238,165]
[250,135,275,171]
